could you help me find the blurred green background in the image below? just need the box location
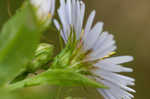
[0,0,149,98]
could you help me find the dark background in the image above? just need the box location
[0,0,150,98]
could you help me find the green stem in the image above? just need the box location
[7,79,30,91]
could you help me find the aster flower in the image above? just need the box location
[54,0,135,98]
[30,0,55,22]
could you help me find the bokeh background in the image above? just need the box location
[0,0,150,98]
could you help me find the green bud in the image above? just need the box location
[27,43,54,72]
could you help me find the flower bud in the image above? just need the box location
[27,43,54,72]
[30,0,55,23]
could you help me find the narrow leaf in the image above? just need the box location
[8,69,107,90]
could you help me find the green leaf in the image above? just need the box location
[0,0,24,30]
[8,69,107,90]
[0,3,41,86]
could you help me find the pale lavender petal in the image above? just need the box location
[98,80,134,99]
[50,0,55,16]
[94,70,135,88]
[84,22,103,50]
[53,19,60,30]
[95,61,133,73]
[102,56,134,65]
[84,10,96,39]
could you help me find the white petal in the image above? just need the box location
[94,70,135,87]
[91,32,116,59]
[60,31,68,43]
[93,31,109,50]
[99,89,116,99]
[56,0,86,43]
[66,0,72,24]
[84,10,96,39]
[95,34,115,51]
[53,19,60,30]
[95,61,133,72]
[103,56,134,64]
[84,22,103,50]
[98,80,134,99]
[50,0,56,16]
[58,1,70,39]
[30,0,54,20]
[75,0,82,39]
[80,1,85,34]
[98,90,110,99]
[91,45,116,59]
